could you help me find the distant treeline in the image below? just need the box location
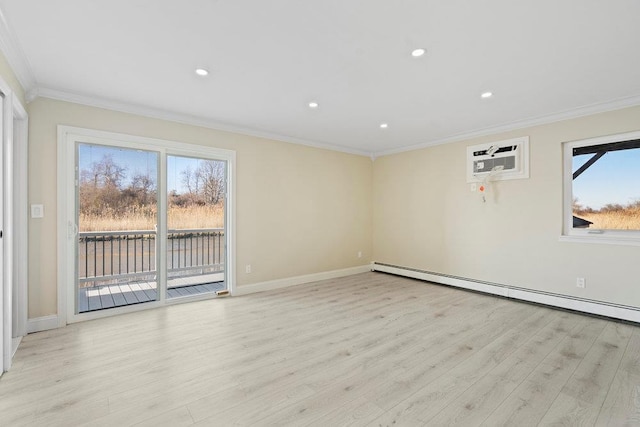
[573,198,640,215]
[79,154,225,217]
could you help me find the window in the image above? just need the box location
[562,130,640,245]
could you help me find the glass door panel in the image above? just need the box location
[166,155,226,299]
[76,143,159,313]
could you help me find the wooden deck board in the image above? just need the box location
[200,283,216,292]
[137,281,158,300]
[109,286,128,307]
[87,291,102,311]
[128,282,152,304]
[179,286,198,295]
[199,283,225,293]
[167,288,182,299]
[118,284,140,305]
[173,287,193,297]
[78,288,89,313]
[78,276,225,312]
[98,286,115,309]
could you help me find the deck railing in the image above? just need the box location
[78,228,224,283]
[167,228,225,276]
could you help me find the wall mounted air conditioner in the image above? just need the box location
[466,136,529,183]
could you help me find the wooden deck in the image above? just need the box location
[78,273,225,313]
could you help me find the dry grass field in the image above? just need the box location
[80,205,225,232]
[575,206,640,230]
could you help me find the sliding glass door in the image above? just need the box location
[76,144,160,313]
[72,139,230,316]
[166,155,227,299]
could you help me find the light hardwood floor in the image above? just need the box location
[2,272,640,426]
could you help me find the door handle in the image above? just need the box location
[68,221,78,238]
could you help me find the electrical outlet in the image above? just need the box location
[470,183,477,192]
[31,204,44,218]
[245,265,252,274]
[576,277,586,288]
[357,251,362,258]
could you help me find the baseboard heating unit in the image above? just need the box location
[371,262,640,324]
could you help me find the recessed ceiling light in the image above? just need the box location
[411,48,426,57]
[308,102,319,109]
[195,68,209,76]
[481,91,493,99]
[380,123,389,129]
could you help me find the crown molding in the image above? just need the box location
[28,84,640,159]
[373,94,640,157]
[0,7,36,92]
[32,86,370,157]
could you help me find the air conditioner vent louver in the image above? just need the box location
[466,137,529,182]
[473,156,516,173]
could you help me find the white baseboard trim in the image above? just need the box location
[11,336,22,358]
[27,315,60,333]
[373,263,640,323]
[234,265,372,296]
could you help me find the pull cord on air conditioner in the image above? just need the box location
[474,165,504,203]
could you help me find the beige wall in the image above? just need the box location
[373,105,640,309]
[21,86,640,318]
[27,98,373,318]
[0,50,25,106]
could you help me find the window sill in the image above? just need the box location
[559,234,640,247]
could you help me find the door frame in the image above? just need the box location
[57,126,236,325]
[1,80,28,373]
[11,96,28,343]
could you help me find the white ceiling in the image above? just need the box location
[1,0,640,156]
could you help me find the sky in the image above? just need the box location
[78,143,158,186]
[78,143,222,194]
[573,148,640,210]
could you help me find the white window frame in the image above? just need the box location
[561,130,640,246]
[57,126,236,325]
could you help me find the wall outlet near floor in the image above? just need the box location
[357,251,362,258]
[245,265,252,274]
[576,277,586,288]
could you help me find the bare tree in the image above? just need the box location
[173,160,225,206]
[572,197,582,213]
[196,160,225,204]
[128,173,157,205]
[79,154,160,216]
[181,166,194,195]
[87,154,126,188]
[79,155,128,215]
